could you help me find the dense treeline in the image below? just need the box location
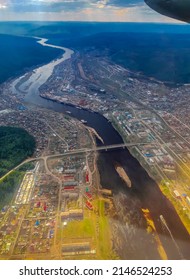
[0,126,35,177]
[0,171,24,208]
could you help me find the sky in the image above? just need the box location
[0,0,179,22]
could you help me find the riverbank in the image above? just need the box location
[0,34,63,85]
[110,113,190,237]
[159,182,190,235]
[8,38,190,259]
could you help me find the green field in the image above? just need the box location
[61,198,117,259]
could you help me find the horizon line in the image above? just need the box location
[0,20,187,25]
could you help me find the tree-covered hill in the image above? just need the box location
[61,31,190,85]
[0,34,62,84]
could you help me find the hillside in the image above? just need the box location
[0,34,62,84]
[59,31,190,85]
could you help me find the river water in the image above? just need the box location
[10,38,190,260]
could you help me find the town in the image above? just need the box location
[0,47,190,259]
[36,50,190,232]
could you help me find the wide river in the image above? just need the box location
[11,38,190,260]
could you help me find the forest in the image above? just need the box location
[0,34,62,84]
[0,126,35,177]
[0,171,24,208]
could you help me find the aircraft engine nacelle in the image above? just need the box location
[145,0,190,22]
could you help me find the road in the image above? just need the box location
[0,142,150,181]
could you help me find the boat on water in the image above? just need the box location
[81,119,87,124]
[66,111,71,114]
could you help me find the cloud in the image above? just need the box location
[0,0,180,22]
[1,0,145,12]
[5,0,87,12]
[109,0,144,7]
